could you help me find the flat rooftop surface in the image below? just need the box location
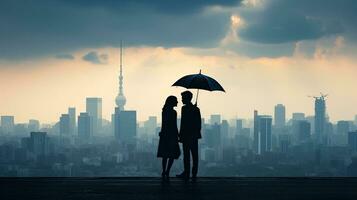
[1,177,357,200]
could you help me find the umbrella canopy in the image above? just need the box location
[172,70,225,92]
[172,70,225,104]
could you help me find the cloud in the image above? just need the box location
[82,51,108,64]
[55,54,75,60]
[0,0,242,60]
[237,0,357,44]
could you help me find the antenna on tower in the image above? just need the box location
[120,40,123,77]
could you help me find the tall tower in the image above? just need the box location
[311,94,328,145]
[115,41,126,111]
[274,104,286,128]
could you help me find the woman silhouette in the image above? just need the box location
[157,96,181,179]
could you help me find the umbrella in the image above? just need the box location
[172,70,225,104]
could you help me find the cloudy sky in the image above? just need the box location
[1,0,357,123]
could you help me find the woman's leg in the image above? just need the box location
[162,158,168,176]
[166,158,174,176]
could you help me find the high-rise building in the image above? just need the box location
[78,112,92,140]
[28,119,40,132]
[68,107,76,135]
[114,108,137,144]
[204,123,221,148]
[144,116,157,135]
[254,110,272,154]
[337,120,351,135]
[86,97,102,135]
[348,131,357,152]
[236,119,243,134]
[274,104,286,128]
[59,114,70,137]
[314,96,327,144]
[258,115,272,154]
[296,120,311,142]
[253,110,259,153]
[221,120,229,146]
[210,114,221,125]
[30,132,48,156]
[292,113,305,121]
[1,115,15,134]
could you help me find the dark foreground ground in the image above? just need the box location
[1,177,357,200]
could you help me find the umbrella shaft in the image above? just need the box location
[195,89,199,105]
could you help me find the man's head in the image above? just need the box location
[181,91,193,105]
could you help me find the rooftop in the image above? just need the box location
[1,177,356,200]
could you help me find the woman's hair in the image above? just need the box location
[163,95,177,109]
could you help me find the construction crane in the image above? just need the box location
[307,93,328,100]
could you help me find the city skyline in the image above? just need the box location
[1,0,357,123]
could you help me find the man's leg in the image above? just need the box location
[191,139,199,178]
[183,141,190,178]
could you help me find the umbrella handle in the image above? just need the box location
[195,89,199,106]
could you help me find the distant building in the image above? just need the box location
[114,108,137,144]
[258,116,272,154]
[337,120,351,135]
[59,114,70,137]
[221,120,229,146]
[314,96,327,145]
[1,115,14,133]
[274,104,286,128]
[28,119,40,132]
[86,97,102,135]
[348,131,357,152]
[68,107,76,135]
[144,116,157,135]
[254,111,272,154]
[296,120,311,142]
[292,113,305,121]
[78,112,92,140]
[253,110,259,153]
[236,119,243,134]
[30,132,48,156]
[210,114,221,125]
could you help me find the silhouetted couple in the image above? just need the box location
[157,91,201,181]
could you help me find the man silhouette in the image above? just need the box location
[176,91,201,181]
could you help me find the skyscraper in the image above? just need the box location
[114,108,137,144]
[348,131,357,152]
[86,97,102,135]
[210,114,221,125]
[115,41,126,111]
[253,110,259,153]
[314,95,327,144]
[144,116,157,135]
[296,120,311,142]
[337,120,351,135]
[59,114,70,137]
[258,115,272,154]
[292,113,305,121]
[1,115,14,134]
[68,107,76,135]
[221,120,229,146]
[236,119,243,134]
[30,132,48,156]
[254,110,272,154]
[28,119,40,132]
[274,104,286,128]
[78,112,92,140]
